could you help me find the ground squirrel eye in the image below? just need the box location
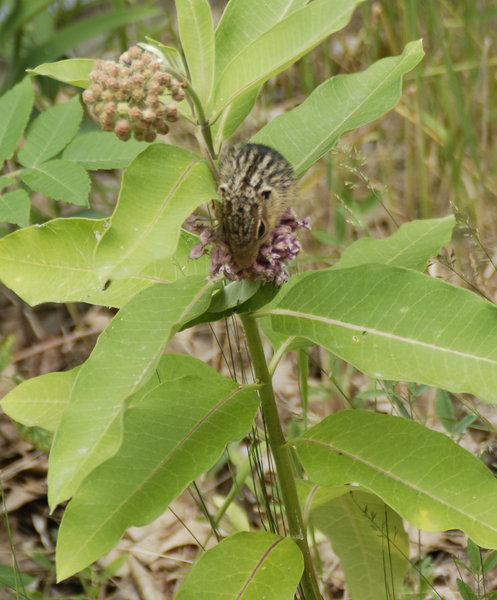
[257,220,266,239]
[262,189,271,201]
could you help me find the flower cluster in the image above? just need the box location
[188,208,310,286]
[82,46,185,142]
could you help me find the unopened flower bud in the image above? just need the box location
[107,77,119,91]
[131,73,145,87]
[90,82,102,97]
[119,66,131,78]
[142,52,152,65]
[132,59,144,72]
[154,119,169,135]
[82,89,96,104]
[147,80,161,95]
[129,106,142,121]
[104,102,117,116]
[94,58,104,70]
[99,73,109,87]
[92,102,105,116]
[172,88,185,101]
[101,90,115,102]
[129,46,142,59]
[146,94,159,106]
[119,51,131,65]
[169,78,180,92]
[131,88,146,102]
[101,122,115,132]
[134,131,146,141]
[114,120,132,140]
[89,70,101,82]
[165,102,179,122]
[145,130,157,143]
[142,68,152,81]
[120,77,133,92]
[117,102,130,115]
[99,112,115,126]
[149,61,161,72]
[153,72,171,86]
[154,103,166,117]
[114,89,129,101]
[142,108,156,122]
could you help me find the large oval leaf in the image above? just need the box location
[175,532,303,600]
[252,40,424,176]
[0,218,208,308]
[212,0,363,121]
[48,276,217,508]
[265,263,497,403]
[94,144,216,281]
[55,356,260,581]
[295,410,497,549]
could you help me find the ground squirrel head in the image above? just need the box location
[217,143,297,269]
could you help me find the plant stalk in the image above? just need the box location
[240,313,321,600]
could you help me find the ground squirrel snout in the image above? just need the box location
[217,144,297,269]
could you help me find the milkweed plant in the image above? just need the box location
[1,1,497,599]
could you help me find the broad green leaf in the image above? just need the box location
[267,263,497,403]
[176,0,215,107]
[311,488,409,600]
[48,276,216,508]
[295,410,497,549]
[334,216,455,272]
[0,190,30,227]
[0,77,34,163]
[212,0,363,121]
[29,59,95,88]
[95,144,216,281]
[252,40,424,176]
[62,132,149,170]
[14,9,161,82]
[175,532,303,600]
[1,348,214,434]
[2,368,80,431]
[260,317,314,354]
[214,0,309,79]
[56,357,260,580]
[212,0,307,143]
[18,96,83,166]
[467,538,482,573]
[0,218,208,308]
[20,160,90,206]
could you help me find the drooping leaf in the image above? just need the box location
[0,218,208,308]
[212,0,363,121]
[267,263,497,403]
[310,488,409,600]
[176,0,215,107]
[48,276,217,508]
[252,40,424,176]
[0,77,34,163]
[0,190,30,227]
[28,59,95,88]
[334,216,455,272]
[62,132,149,170]
[175,532,303,600]
[20,159,90,206]
[94,144,217,281]
[55,356,260,580]
[295,410,497,549]
[0,0,55,40]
